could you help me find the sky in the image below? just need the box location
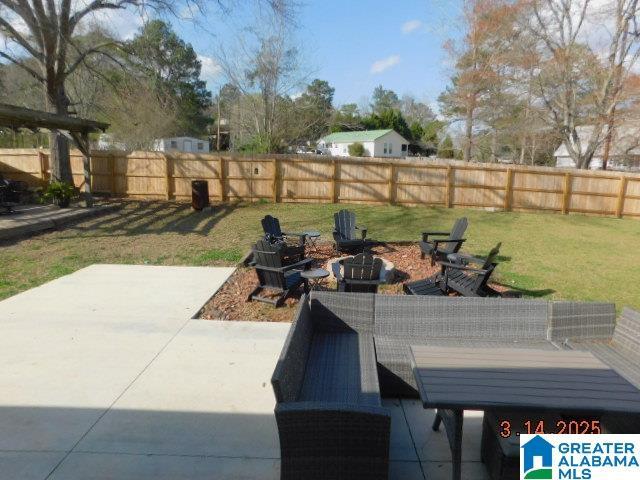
[174,0,465,109]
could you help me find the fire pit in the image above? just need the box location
[325,255,396,283]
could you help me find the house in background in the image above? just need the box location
[153,136,210,154]
[554,125,640,171]
[317,129,410,158]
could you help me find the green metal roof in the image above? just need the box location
[320,129,394,143]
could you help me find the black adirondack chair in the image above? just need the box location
[405,242,502,297]
[249,239,314,307]
[439,242,503,297]
[333,209,373,253]
[261,215,306,246]
[420,217,468,265]
[334,253,384,293]
[0,174,27,214]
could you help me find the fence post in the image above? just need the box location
[272,158,279,203]
[446,165,453,208]
[37,150,47,184]
[110,154,117,196]
[219,157,226,203]
[388,163,396,205]
[616,175,628,218]
[562,172,572,214]
[164,154,171,201]
[504,168,514,211]
[331,159,338,203]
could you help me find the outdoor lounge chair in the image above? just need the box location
[419,217,468,265]
[439,242,502,297]
[249,238,313,307]
[333,209,374,253]
[261,215,306,246]
[0,174,27,214]
[404,243,502,297]
[334,252,384,293]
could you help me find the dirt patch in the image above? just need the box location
[199,242,507,323]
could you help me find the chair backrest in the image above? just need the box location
[261,215,283,238]
[548,302,616,342]
[374,295,549,341]
[334,209,357,240]
[612,308,640,358]
[342,253,383,293]
[343,253,382,281]
[481,242,502,270]
[310,291,376,334]
[253,238,285,269]
[442,217,468,254]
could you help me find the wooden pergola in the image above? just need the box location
[0,103,109,206]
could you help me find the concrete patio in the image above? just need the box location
[0,265,488,480]
[0,204,119,242]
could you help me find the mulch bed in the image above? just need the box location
[199,242,505,323]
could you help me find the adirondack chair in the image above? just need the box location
[333,209,373,253]
[261,215,306,246]
[333,253,385,293]
[249,239,314,307]
[439,242,502,297]
[420,217,468,265]
[261,215,306,265]
[405,242,502,297]
[0,174,27,214]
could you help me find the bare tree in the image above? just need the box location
[217,5,306,152]
[524,0,640,169]
[0,0,290,182]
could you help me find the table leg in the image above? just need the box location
[435,409,464,480]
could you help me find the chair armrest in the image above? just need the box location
[439,261,488,274]
[448,253,486,265]
[283,231,306,239]
[276,401,390,418]
[281,258,314,271]
[422,231,451,236]
[432,238,466,247]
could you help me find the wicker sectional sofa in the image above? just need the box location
[271,292,631,480]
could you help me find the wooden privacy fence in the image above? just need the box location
[2,148,640,219]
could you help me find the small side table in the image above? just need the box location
[303,230,321,253]
[301,268,330,294]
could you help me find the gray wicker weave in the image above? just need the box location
[271,293,626,480]
[271,293,390,480]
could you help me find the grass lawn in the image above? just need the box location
[1,200,639,312]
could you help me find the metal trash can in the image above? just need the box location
[191,180,210,211]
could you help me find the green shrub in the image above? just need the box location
[42,181,77,207]
[348,142,365,157]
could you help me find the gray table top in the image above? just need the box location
[301,268,330,280]
[410,345,640,414]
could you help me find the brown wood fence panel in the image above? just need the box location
[2,149,640,219]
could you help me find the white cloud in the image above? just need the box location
[370,55,401,74]
[402,19,423,34]
[198,55,222,83]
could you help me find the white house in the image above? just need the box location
[153,136,210,154]
[554,125,640,171]
[317,129,410,158]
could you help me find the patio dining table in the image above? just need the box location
[410,345,640,480]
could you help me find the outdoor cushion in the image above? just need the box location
[569,340,640,387]
[298,332,381,407]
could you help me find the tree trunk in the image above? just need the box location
[46,83,74,184]
[464,103,474,162]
